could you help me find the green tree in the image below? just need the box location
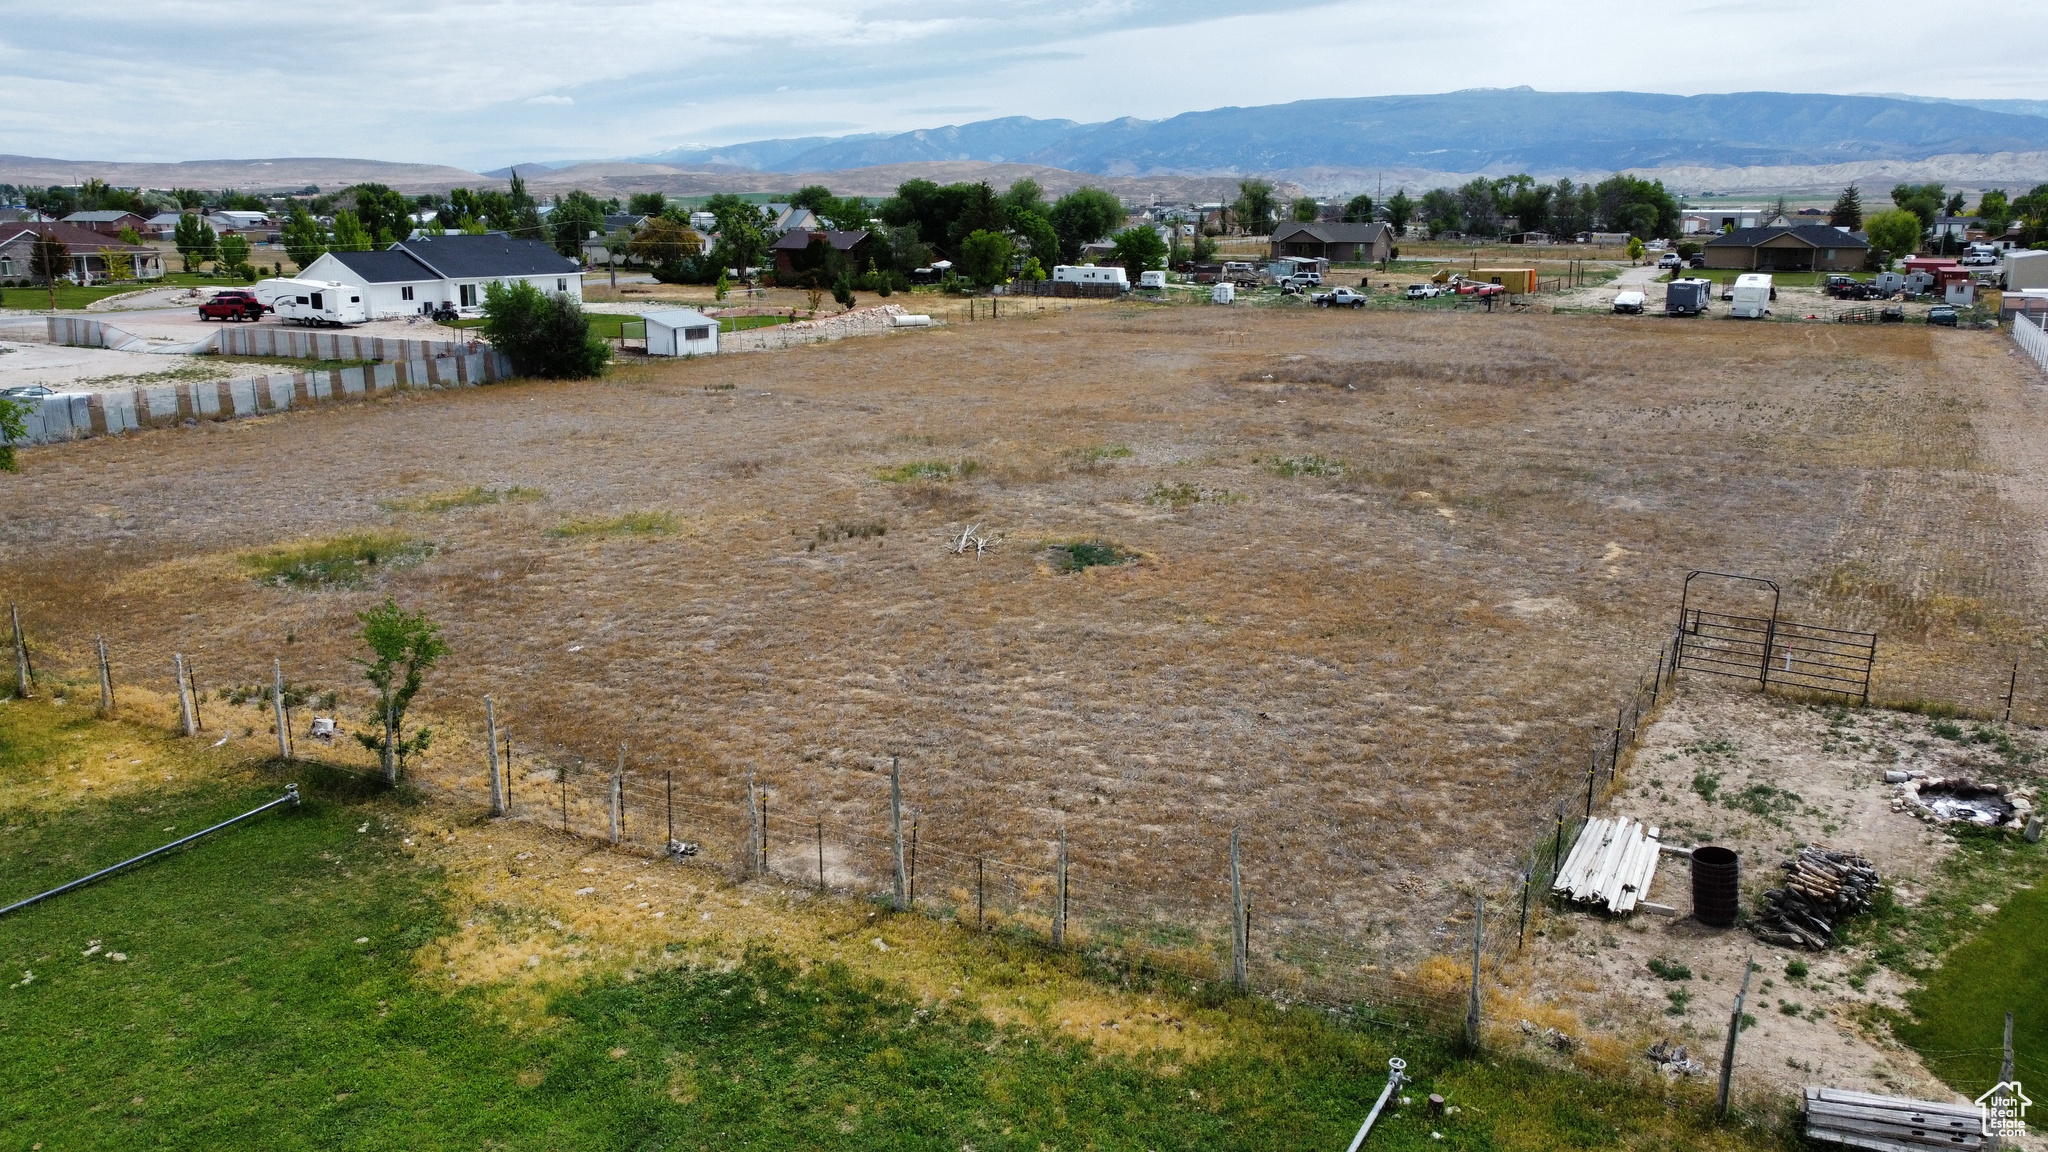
[1009,209,1060,276]
[1944,191,1966,217]
[348,183,412,247]
[281,204,329,271]
[29,230,69,308]
[1890,184,1944,235]
[217,233,252,277]
[1417,188,1460,237]
[831,275,855,310]
[353,599,448,785]
[1863,208,1923,268]
[626,192,668,216]
[1976,190,2013,236]
[1049,187,1124,263]
[0,397,26,473]
[959,229,1015,288]
[1000,179,1044,218]
[703,193,769,272]
[1829,185,1863,230]
[714,270,729,302]
[789,185,836,212]
[627,217,702,266]
[1110,225,1167,283]
[170,187,207,209]
[1342,194,1374,223]
[1592,175,1681,238]
[331,211,373,252]
[1290,196,1320,223]
[1385,190,1415,235]
[1018,256,1046,281]
[480,279,611,379]
[504,169,543,239]
[172,213,213,272]
[1192,232,1218,263]
[1625,236,1645,262]
[1457,178,1501,235]
[1231,180,1276,235]
[550,189,609,258]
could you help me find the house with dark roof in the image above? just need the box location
[0,222,162,283]
[1269,220,1392,263]
[62,210,149,237]
[770,229,873,276]
[296,233,581,317]
[1702,224,1868,272]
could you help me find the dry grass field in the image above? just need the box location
[4,305,2045,974]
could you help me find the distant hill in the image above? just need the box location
[0,155,487,191]
[1863,94,2048,121]
[606,89,2048,178]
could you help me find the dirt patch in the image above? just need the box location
[1513,680,2043,1105]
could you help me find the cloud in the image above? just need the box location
[0,0,2041,169]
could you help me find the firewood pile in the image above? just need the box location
[1751,846,1880,950]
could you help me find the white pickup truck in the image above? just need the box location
[1311,287,1368,308]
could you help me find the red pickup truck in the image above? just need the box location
[197,289,266,321]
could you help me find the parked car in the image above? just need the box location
[1962,252,1998,267]
[1405,284,1440,299]
[1311,287,1368,308]
[0,384,62,400]
[1688,254,1706,268]
[1278,272,1322,292]
[1456,281,1504,297]
[1656,253,1683,270]
[1927,304,1958,326]
[198,288,266,321]
[1612,290,1646,314]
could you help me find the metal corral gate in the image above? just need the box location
[1675,571,1876,704]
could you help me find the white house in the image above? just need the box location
[644,308,719,356]
[208,210,273,234]
[298,233,582,318]
[146,211,187,239]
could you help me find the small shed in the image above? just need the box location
[644,308,719,357]
[1473,267,1537,293]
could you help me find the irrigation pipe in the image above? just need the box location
[0,785,300,919]
[1343,1057,1407,1152]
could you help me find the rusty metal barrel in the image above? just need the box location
[1691,845,1740,927]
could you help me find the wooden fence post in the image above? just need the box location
[746,773,761,879]
[907,815,919,908]
[816,819,825,892]
[608,744,624,845]
[485,696,503,816]
[1717,955,1755,1117]
[1230,826,1247,992]
[666,772,674,849]
[760,790,769,875]
[890,756,906,911]
[1053,827,1067,949]
[174,654,196,737]
[272,658,292,761]
[97,636,114,716]
[1464,894,1484,1052]
[502,729,513,814]
[12,604,32,699]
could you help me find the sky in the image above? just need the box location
[4,0,2046,171]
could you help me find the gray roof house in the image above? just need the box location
[1269,220,1393,263]
[298,233,582,318]
[1702,225,1869,271]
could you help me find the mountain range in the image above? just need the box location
[506,89,2048,180]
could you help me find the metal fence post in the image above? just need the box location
[485,696,503,816]
[1717,955,1755,1117]
[96,636,114,716]
[608,744,624,845]
[272,658,291,761]
[1052,827,1068,949]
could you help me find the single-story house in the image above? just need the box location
[1701,225,1869,272]
[766,205,822,237]
[645,308,719,357]
[298,232,582,317]
[1930,216,1974,241]
[0,223,163,282]
[1268,220,1393,263]
[771,229,873,275]
[1682,208,1764,234]
[62,210,150,237]
[146,211,189,238]
[0,208,52,224]
[207,210,273,235]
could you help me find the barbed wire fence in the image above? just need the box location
[9,604,2027,1042]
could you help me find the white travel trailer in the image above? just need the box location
[1052,264,1129,291]
[1138,270,1168,290]
[256,278,368,326]
[1730,273,1773,319]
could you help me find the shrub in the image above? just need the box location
[1647,957,1693,981]
[480,280,611,379]
[1268,454,1344,478]
[877,460,977,483]
[238,532,432,588]
[547,511,678,538]
[1145,481,1202,509]
[1045,539,1132,572]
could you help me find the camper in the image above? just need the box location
[1730,273,1773,319]
[1052,264,1129,291]
[1211,281,1236,305]
[256,278,367,327]
[1665,278,1712,316]
[1138,270,1168,290]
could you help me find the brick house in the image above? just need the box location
[62,210,150,237]
[770,229,873,275]
[0,223,163,283]
[1268,220,1393,263]
[1702,225,1869,272]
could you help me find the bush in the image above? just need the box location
[480,280,611,379]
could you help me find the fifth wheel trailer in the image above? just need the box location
[255,278,367,326]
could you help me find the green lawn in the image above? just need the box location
[0,272,237,312]
[0,701,1798,1150]
[1654,269,1833,287]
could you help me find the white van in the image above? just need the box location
[256,278,368,327]
[1730,273,1773,319]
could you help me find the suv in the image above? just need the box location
[1404,283,1440,300]
[1656,253,1683,270]
[1927,304,1958,327]
[198,289,266,321]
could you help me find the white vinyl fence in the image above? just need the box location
[2016,313,2048,377]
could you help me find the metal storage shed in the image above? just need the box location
[644,308,719,357]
